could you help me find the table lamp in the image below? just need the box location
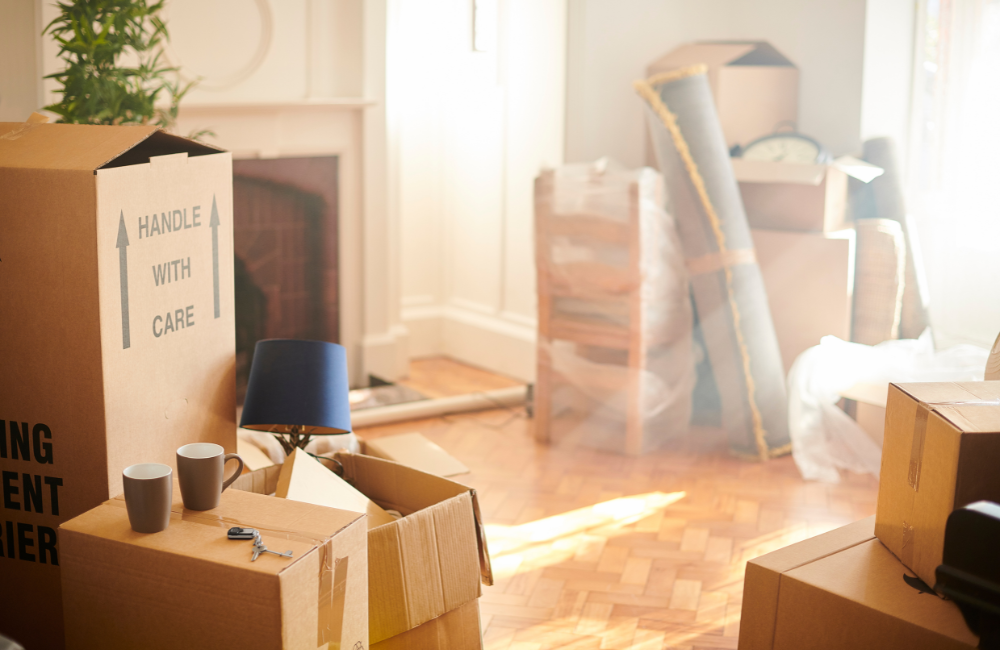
[239,339,352,456]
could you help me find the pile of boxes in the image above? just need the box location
[740,380,1000,649]
[648,42,877,376]
[0,122,491,650]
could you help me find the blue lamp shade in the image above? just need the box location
[239,339,352,435]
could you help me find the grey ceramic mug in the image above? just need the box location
[123,463,173,533]
[176,443,244,511]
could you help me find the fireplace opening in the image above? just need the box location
[232,156,339,402]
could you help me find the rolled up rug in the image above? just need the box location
[635,65,789,460]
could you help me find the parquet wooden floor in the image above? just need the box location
[358,360,879,650]
[397,356,524,398]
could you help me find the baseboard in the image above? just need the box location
[402,302,536,381]
[360,324,410,383]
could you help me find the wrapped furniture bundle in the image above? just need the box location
[533,160,695,455]
[635,65,790,459]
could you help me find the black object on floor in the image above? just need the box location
[935,501,1000,649]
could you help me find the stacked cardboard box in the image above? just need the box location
[741,380,1000,647]
[740,517,977,649]
[59,483,368,649]
[0,122,236,649]
[733,158,863,374]
[875,382,1000,589]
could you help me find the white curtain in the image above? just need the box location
[909,0,1000,349]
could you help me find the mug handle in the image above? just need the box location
[221,453,245,492]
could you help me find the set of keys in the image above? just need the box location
[227,527,293,562]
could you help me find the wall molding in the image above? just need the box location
[403,301,536,381]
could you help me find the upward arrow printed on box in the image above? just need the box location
[116,211,130,349]
[210,195,220,319]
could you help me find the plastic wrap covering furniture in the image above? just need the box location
[852,218,906,346]
[533,159,695,455]
[635,65,789,460]
[862,137,930,339]
[788,331,989,483]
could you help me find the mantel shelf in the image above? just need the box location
[180,98,378,111]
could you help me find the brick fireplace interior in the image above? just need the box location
[232,156,339,401]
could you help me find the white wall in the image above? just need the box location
[0,0,42,121]
[565,0,868,168]
[860,0,917,162]
[397,0,566,381]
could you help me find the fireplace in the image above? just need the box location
[232,156,340,400]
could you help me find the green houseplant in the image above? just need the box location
[43,0,199,133]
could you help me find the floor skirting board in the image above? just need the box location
[402,304,536,381]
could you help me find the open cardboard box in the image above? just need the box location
[236,430,471,477]
[0,120,236,649]
[232,451,492,646]
[732,157,883,232]
[646,41,798,152]
[740,517,977,649]
[59,481,367,650]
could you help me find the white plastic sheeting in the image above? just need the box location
[788,330,989,483]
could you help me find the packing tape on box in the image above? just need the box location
[103,497,344,646]
[902,520,916,567]
[907,398,1000,493]
[908,406,929,491]
[684,248,756,277]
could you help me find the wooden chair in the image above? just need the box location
[533,167,692,455]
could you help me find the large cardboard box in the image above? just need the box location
[59,482,367,650]
[372,599,483,650]
[875,382,1000,589]
[0,122,236,648]
[646,41,798,151]
[733,158,848,232]
[233,452,493,646]
[740,517,978,649]
[751,228,854,373]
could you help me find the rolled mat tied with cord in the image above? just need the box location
[635,65,789,460]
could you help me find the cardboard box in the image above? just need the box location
[646,41,798,151]
[876,382,1000,589]
[233,452,494,646]
[734,158,848,232]
[0,122,236,649]
[371,599,483,650]
[363,432,470,477]
[740,517,978,649]
[59,481,367,650]
[751,228,854,373]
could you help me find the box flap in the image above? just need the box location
[722,41,795,67]
[841,383,889,408]
[649,41,794,75]
[894,382,1000,433]
[364,432,470,477]
[0,122,222,172]
[832,155,884,183]
[277,448,397,529]
[752,516,876,574]
[732,158,827,185]
[367,493,482,642]
[648,42,758,73]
